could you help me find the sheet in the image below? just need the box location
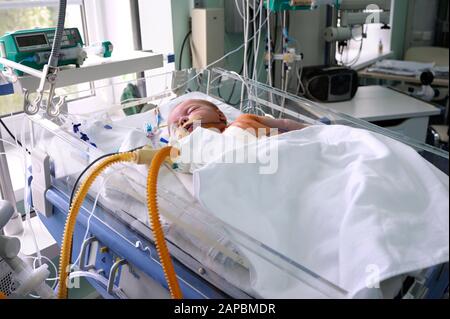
[188,125,449,298]
[367,59,449,79]
[42,92,446,298]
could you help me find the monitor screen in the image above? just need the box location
[16,34,48,48]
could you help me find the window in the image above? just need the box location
[0,0,88,116]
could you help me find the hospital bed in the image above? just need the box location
[25,68,449,299]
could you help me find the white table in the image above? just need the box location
[318,86,442,143]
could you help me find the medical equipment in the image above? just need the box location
[0,200,54,299]
[21,66,448,299]
[0,28,85,76]
[264,0,323,11]
[0,0,73,118]
[191,8,225,69]
[57,146,182,299]
[84,41,114,59]
[264,0,310,11]
[300,65,358,102]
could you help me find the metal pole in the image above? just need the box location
[0,57,44,79]
[130,0,147,97]
[0,129,18,213]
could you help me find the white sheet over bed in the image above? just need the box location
[43,92,448,299]
[189,125,449,298]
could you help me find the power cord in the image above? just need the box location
[178,30,192,70]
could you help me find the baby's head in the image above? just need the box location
[168,99,227,136]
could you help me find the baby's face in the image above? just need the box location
[168,99,227,135]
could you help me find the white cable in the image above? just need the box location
[296,60,305,96]
[266,1,273,87]
[165,13,269,100]
[0,137,23,150]
[201,14,269,73]
[240,0,251,109]
[235,0,262,23]
[20,255,58,298]
[252,0,257,78]
[252,0,258,81]
[243,0,250,79]
[71,168,126,269]
[253,0,263,82]
[69,271,128,299]
[234,0,245,19]
[32,256,58,282]
[15,116,43,269]
[230,71,251,112]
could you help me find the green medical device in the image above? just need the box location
[264,0,311,11]
[264,0,340,11]
[0,27,85,75]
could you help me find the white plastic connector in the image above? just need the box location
[13,262,54,299]
[31,149,52,217]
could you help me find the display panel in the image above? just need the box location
[16,34,47,48]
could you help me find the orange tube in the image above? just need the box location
[57,152,136,299]
[146,146,183,299]
[0,292,7,299]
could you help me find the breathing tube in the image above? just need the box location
[57,147,182,299]
[146,147,182,299]
[48,0,67,68]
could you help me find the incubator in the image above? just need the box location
[17,67,449,299]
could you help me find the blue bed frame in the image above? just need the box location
[39,186,251,299]
[36,185,448,299]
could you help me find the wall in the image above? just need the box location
[404,0,439,49]
[171,0,194,70]
[288,8,328,66]
[390,0,409,59]
[139,0,175,57]
[84,0,135,55]
[391,0,440,60]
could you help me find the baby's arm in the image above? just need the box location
[230,114,308,134]
[256,116,309,133]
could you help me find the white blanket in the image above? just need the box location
[188,125,449,298]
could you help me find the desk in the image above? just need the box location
[318,86,442,143]
[359,68,449,87]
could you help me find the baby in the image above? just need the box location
[167,99,308,139]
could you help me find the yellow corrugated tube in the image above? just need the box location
[58,152,136,299]
[146,146,183,299]
[58,147,182,299]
